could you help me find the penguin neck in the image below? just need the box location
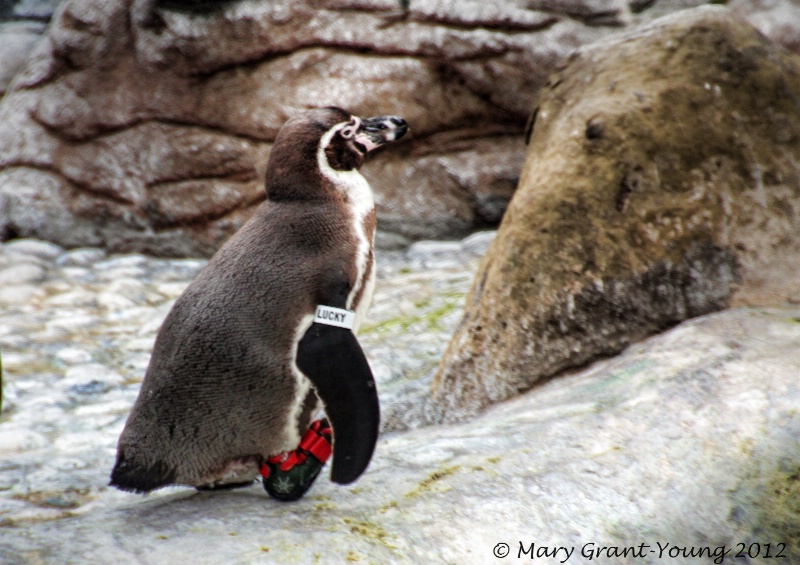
[264,130,371,207]
[264,136,332,202]
[316,127,374,215]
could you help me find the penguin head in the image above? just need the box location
[265,107,408,200]
[321,109,409,172]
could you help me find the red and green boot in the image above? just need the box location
[260,419,332,501]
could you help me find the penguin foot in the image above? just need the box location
[260,419,332,502]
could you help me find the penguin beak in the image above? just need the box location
[353,116,408,153]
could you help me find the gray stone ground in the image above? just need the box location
[2,234,800,564]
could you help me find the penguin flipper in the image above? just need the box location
[296,323,379,485]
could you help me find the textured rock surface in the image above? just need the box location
[0,22,46,98]
[0,0,764,256]
[0,0,60,19]
[730,0,800,53]
[432,7,800,422]
[0,0,61,98]
[2,303,800,563]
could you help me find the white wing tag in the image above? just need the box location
[314,305,356,330]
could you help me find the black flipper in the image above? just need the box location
[296,323,379,485]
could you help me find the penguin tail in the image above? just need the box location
[109,450,176,494]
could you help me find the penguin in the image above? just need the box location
[110,107,408,498]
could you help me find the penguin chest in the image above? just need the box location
[331,176,375,326]
[352,253,375,333]
[344,201,376,332]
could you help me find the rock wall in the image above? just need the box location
[0,0,771,257]
[0,1,60,98]
[431,6,800,422]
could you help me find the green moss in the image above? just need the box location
[13,487,94,509]
[753,466,800,560]
[585,360,652,407]
[404,465,461,499]
[360,292,465,335]
[313,501,336,513]
[414,296,432,309]
[343,517,400,556]
[472,455,502,473]
[6,358,60,379]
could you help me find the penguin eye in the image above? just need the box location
[339,119,359,140]
[339,124,356,139]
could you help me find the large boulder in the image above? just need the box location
[0,0,764,256]
[431,6,800,422]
